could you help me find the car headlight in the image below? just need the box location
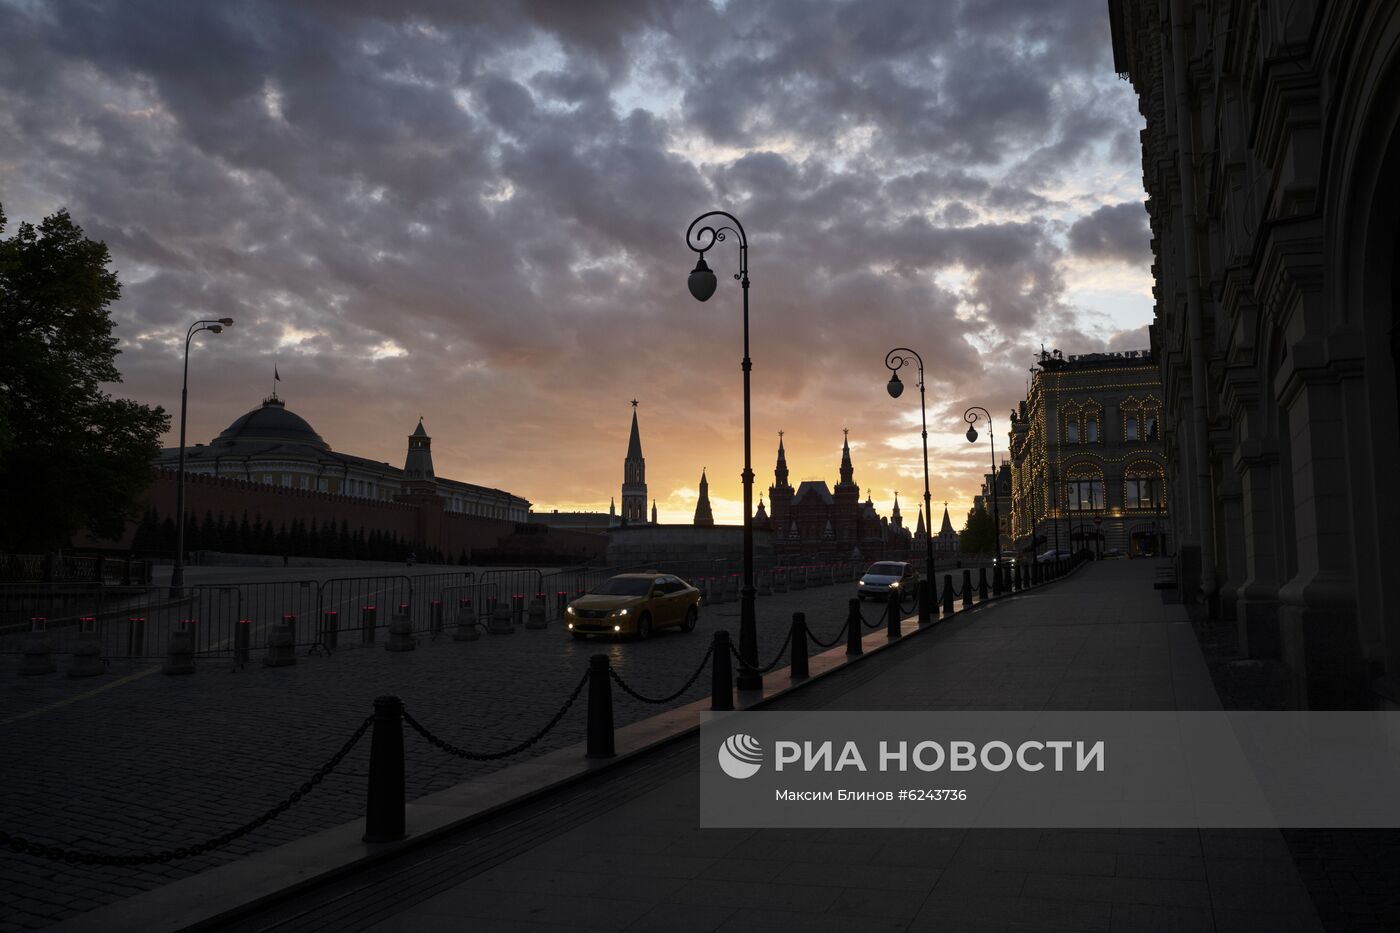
[619,608,629,616]
[567,622,573,630]
[565,606,575,615]
[890,581,900,589]
[859,578,868,585]
[613,624,621,632]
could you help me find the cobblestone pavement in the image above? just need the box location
[0,572,889,931]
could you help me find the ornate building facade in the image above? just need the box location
[1110,0,1400,708]
[1009,350,1169,560]
[760,432,911,563]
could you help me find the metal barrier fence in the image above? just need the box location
[0,571,474,662]
[0,553,153,585]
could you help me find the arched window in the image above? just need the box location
[1061,402,1082,444]
[1083,401,1102,443]
[1124,462,1164,509]
[1064,464,1104,511]
[1121,396,1162,443]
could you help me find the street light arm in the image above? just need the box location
[686,211,748,280]
[885,347,924,385]
[963,405,992,429]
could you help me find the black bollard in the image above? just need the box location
[886,588,901,640]
[234,619,250,666]
[322,610,339,653]
[845,599,863,656]
[942,574,955,616]
[992,563,1002,597]
[361,605,377,644]
[586,655,615,758]
[711,630,735,711]
[978,567,989,602]
[790,613,809,681]
[962,569,974,609]
[918,578,933,625]
[363,695,406,843]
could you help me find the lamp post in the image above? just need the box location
[686,211,760,690]
[885,349,935,625]
[169,317,234,595]
[963,407,1001,569]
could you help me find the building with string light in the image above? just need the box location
[1008,348,1169,559]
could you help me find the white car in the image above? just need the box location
[857,561,919,600]
[1036,549,1073,563]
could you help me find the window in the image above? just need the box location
[1064,468,1105,511]
[262,473,273,485]
[1086,419,1098,442]
[1065,420,1080,443]
[1124,466,1164,509]
[1145,415,1158,441]
[1125,415,1139,441]
[318,478,328,492]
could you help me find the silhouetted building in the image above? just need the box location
[1110,0,1400,708]
[693,470,714,527]
[766,431,909,562]
[621,401,647,524]
[155,394,528,520]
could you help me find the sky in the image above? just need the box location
[0,0,1151,528]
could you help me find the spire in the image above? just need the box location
[939,502,955,536]
[774,430,790,488]
[651,499,658,524]
[609,497,616,518]
[891,492,902,518]
[916,506,926,537]
[626,401,643,460]
[754,495,770,530]
[839,428,854,486]
[693,469,714,527]
[403,418,436,484]
[621,401,647,523]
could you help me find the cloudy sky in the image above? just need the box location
[0,0,1150,527]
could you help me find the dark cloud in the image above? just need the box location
[0,0,1147,520]
[1068,200,1149,264]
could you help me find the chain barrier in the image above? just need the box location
[858,605,883,629]
[805,620,848,649]
[609,643,714,704]
[403,668,589,762]
[0,715,372,866]
[729,624,794,675]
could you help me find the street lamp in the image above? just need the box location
[885,348,935,625]
[170,317,234,594]
[685,211,760,690]
[963,406,1002,576]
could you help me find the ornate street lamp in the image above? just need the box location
[963,406,1003,578]
[885,348,935,625]
[685,211,760,690]
[170,317,234,595]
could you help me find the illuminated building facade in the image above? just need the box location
[1009,349,1169,559]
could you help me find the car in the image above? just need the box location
[564,572,701,640]
[857,561,920,601]
[1036,549,1073,563]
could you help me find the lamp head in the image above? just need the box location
[207,325,223,334]
[886,371,904,399]
[966,426,978,443]
[218,317,234,326]
[687,255,717,302]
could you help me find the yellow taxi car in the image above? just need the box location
[565,572,701,640]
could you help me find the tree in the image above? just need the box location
[959,503,997,555]
[0,205,169,550]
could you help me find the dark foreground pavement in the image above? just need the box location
[221,561,1335,933]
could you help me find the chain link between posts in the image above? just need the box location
[805,619,848,649]
[403,668,589,762]
[729,623,794,675]
[609,643,714,704]
[0,715,372,866]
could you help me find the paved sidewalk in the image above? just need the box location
[246,560,1324,933]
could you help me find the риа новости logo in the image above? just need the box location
[718,733,763,779]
